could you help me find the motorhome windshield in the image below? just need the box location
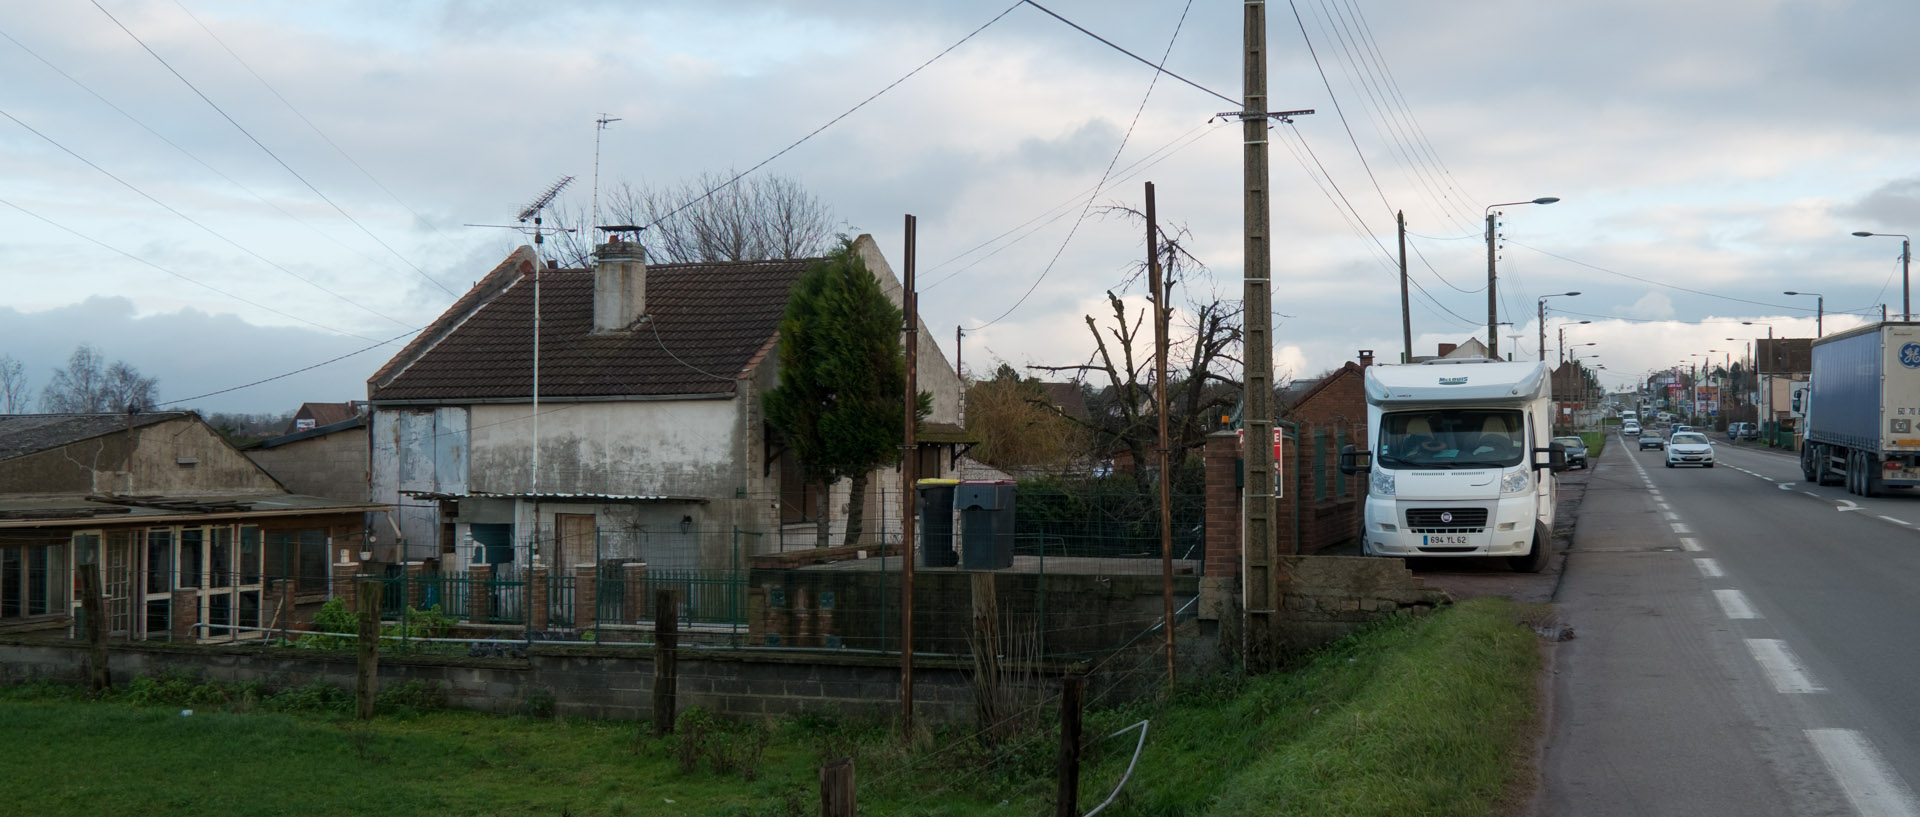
[1378,409,1526,469]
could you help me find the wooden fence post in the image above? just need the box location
[652,589,679,736]
[820,757,855,817]
[356,578,381,720]
[78,565,110,692]
[1055,675,1084,817]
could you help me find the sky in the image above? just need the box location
[3,0,1918,414]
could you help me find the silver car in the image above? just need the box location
[1666,431,1714,468]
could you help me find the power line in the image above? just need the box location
[968,0,1198,331]
[165,0,469,259]
[1017,0,1237,106]
[0,105,410,328]
[640,1,1024,236]
[0,22,420,281]
[159,327,422,407]
[1506,240,1810,312]
[88,0,457,299]
[0,195,380,341]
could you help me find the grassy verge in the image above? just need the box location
[1579,431,1606,459]
[0,599,1541,817]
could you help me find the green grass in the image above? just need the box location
[0,599,1541,817]
[1579,431,1606,459]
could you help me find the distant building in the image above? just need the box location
[284,401,359,434]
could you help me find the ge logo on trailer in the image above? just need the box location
[1902,342,1920,369]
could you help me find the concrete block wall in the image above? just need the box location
[1271,554,1448,652]
[244,427,370,503]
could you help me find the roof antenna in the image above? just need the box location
[463,174,578,266]
[592,115,621,245]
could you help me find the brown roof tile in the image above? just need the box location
[369,252,815,401]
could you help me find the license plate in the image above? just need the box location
[1423,534,1470,545]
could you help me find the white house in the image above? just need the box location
[365,235,966,574]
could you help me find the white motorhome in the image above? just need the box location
[1338,358,1567,572]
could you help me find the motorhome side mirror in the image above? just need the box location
[1337,444,1371,475]
[1536,442,1569,473]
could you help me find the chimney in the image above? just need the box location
[1437,342,1457,357]
[592,239,646,333]
[1358,349,1374,369]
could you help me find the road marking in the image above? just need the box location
[1694,558,1723,578]
[1663,511,1679,521]
[1657,502,1671,511]
[1672,522,1692,534]
[1680,537,1702,551]
[1806,491,1822,497]
[1761,476,1775,482]
[1807,728,1920,817]
[1714,588,1760,619]
[1745,639,1825,693]
[1780,482,1797,490]
[1882,516,1912,526]
[1838,500,1863,513]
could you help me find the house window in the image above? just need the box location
[0,544,69,619]
[265,529,330,593]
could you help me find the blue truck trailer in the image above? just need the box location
[1798,322,1920,495]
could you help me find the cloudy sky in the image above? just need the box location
[3,0,1916,414]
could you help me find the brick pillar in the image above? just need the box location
[1203,431,1242,581]
[171,589,198,641]
[620,563,647,625]
[573,564,597,630]
[331,561,358,607]
[466,566,490,623]
[528,567,549,631]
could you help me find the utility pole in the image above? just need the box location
[900,215,918,742]
[1228,2,1312,669]
[1486,211,1499,360]
[1398,211,1411,363]
[1147,182,1174,691]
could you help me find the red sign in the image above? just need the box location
[1236,428,1283,460]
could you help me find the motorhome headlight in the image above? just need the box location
[1369,470,1395,496]
[1500,469,1531,494]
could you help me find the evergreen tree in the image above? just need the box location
[763,239,911,547]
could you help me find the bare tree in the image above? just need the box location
[0,354,29,413]
[39,345,159,413]
[546,171,837,269]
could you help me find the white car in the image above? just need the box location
[1666,431,1714,468]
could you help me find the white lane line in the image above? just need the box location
[1806,491,1822,497]
[1780,482,1797,490]
[1657,502,1671,511]
[1838,500,1864,513]
[1807,728,1920,817]
[1694,558,1724,578]
[1714,588,1760,619]
[1882,516,1913,526]
[1745,639,1825,693]
[1680,537,1702,551]
[1672,522,1692,534]
[1664,511,1679,521]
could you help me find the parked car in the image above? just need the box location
[1666,431,1715,468]
[1552,435,1589,469]
[1738,423,1759,441]
[1638,429,1665,450]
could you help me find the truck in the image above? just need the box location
[1338,358,1568,572]
[1796,322,1920,496]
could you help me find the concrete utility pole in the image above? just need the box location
[1398,211,1411,363]
[1230,3,1313,669]
[1486,211,1499,359]
[900,214,918,741]
[1147,182,1174,691]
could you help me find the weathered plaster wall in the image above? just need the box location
[467,400,739,497]
[0,416,281,497]
[370,407,468,558]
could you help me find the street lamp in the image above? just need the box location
[1487,196,1561,359]
[1558,319,1592,363]
[1852,231,1911,321]
[1536,291,1580,362]
[1784,291,1824,337]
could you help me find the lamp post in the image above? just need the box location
[1784,291,1824,337]
[1487,196,1561,359]
[1536,291,1580,362]
[1852,231,1911,321]
[1558,319,1591,363]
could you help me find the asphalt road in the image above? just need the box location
[1539,434,1920,816]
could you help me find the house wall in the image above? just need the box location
[370,407,469,558]
[0,416,282,497]
[467,400,740,497]
[245,427,370,502]
[854,235,963,426]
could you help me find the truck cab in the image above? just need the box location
[1339,359,1565,572]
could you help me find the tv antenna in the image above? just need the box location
[592,115,621,242]
[464,175,577,265]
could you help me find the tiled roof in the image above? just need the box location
[370,251,816,401]
[0,413,187,462]
[296,401,358,427]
